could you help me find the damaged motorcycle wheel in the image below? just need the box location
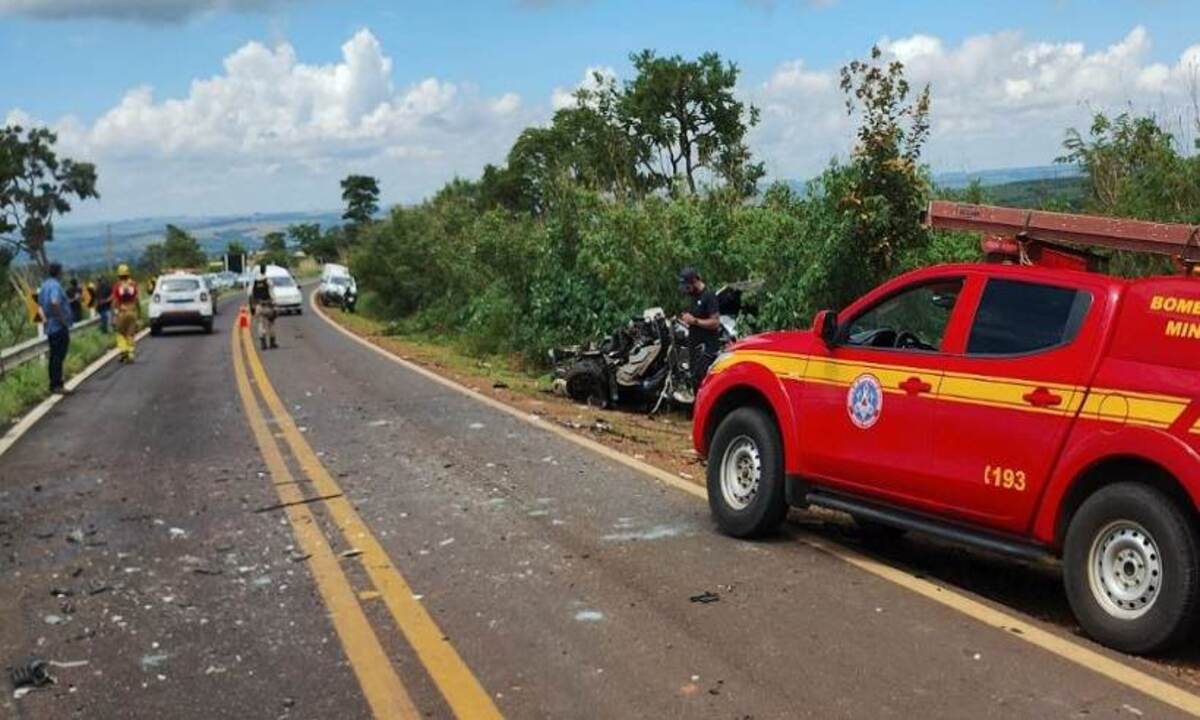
[564,359,610,409]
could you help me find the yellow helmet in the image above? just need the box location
[117,264,130,277]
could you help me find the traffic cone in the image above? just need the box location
[238,307,249,329]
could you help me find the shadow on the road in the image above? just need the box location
[152,327,220,337]
[780,509,1200,672]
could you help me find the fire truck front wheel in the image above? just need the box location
[1063,481,1200,654]
[706,407,787,538]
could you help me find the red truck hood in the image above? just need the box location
[728,330,816,355]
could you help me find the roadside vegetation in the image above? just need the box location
[0,326,113,427]
[341,47,1200,365]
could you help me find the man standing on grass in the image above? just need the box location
[37,263,74,395]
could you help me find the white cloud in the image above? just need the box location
[0,0,287,23]
[550,66,617,110]
[752,26,1200,181]
[8,28,533,220]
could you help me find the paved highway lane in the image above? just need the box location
[0,301,370,719]
[2,290,1199,718]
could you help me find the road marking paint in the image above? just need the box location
[232,326,420,720]
[798,537,1200,716]
[0,328,150,460]
[242,321,503,720]
[311,290,1200,718]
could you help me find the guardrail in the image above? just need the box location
[0,317,101,378]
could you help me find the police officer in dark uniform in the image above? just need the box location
[678,266,721,389]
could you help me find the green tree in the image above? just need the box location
[288,222,337,262]
[138,242,167,275]
[341,175,381,237]
[1056,111,1200,275]
[618,50,763,196]
[226,240,248,256]
[162,224,207,269]
[261,230,290,267]
[756,46,933,328]
[0,125,99,268]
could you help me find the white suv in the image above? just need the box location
[149,272,214,335]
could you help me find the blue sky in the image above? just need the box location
[2,0,1199,221]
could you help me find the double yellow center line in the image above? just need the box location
[231,316,502,719]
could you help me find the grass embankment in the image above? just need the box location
[326,307,703,481]
[0,327,116,427]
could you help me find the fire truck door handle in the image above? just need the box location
[1023,387,1063,407]
[899,376,932,396]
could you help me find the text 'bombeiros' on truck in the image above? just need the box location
[692,202,1200,655]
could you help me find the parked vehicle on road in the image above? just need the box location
[694,202,1200,655]
[247,265,303,315]
[318,264,357,312]
[149,271,214,335]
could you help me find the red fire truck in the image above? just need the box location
[693,202,1200,654]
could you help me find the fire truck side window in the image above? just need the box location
[844,279,963,352]
[966,279,1092,355]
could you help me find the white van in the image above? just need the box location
[247,264,303,315]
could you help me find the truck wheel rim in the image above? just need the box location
[1088,520,1161,620]
[720,436,761,511]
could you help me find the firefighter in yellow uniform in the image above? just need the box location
[112,265,140,363]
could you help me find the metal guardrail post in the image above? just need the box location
[0,316,102,378]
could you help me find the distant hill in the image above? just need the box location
[931,164,1082,190]
[976,175,1088,211]
[782,164,1084,197]
[47,211,343,269]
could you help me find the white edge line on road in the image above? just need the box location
[308,290,1200,717]
[0,328,151,460]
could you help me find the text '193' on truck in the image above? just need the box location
[692,202,1200,655]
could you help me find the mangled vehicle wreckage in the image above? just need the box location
[550,282,757,413]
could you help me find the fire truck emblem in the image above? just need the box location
[847,373,883,429]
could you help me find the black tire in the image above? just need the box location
[706,407,787,538]
[1063,482,1200,654]
[203,320,214,334]
[150,324,162,336]
[564,360,609,409]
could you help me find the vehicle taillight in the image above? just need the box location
[200,292,209,302]
[153,294,161,303]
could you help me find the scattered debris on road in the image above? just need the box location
[689,591,720,604]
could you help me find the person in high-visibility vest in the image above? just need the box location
[112,264,140,363]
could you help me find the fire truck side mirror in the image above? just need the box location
[813,310,838,348]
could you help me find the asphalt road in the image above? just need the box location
[1,292,1197,719]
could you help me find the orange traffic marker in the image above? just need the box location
[238,307,249,329]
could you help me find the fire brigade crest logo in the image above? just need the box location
[847,373,883,429]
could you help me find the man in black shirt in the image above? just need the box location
[678,266,721,389]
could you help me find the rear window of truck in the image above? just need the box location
[967,279,1092,355]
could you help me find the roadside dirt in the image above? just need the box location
[321,305,1200,689]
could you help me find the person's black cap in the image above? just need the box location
[678,266,700,289]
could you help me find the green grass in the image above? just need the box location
[0,327,116,428]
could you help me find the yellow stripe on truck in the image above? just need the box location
[710,351,1189,430]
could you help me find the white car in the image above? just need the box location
[318,264,356,308]
[150,272,214,335]
[247,265,303,315]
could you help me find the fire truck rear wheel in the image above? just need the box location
[707,407,787,538]
[1063,481,1200,654]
